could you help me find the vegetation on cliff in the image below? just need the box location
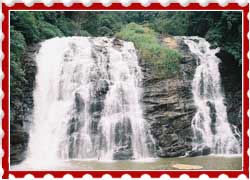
[116,23,181,77]
[10,27,26,99]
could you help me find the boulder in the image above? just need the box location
[186,146,211,157]
[10,131,29,145]
[113,149,133,160]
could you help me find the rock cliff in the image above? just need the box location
[10,44,39,164]
[217,51,242,131]
[140,37,197,157]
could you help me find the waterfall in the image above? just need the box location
[26,37,153,165]
[182,36,241,155]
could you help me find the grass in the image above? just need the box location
[116,23,182,77]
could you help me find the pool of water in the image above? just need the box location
[11,155,242,171]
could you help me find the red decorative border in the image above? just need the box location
[1,2,249,179]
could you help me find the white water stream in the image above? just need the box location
[182,36,241,154]
[25,37,153,165]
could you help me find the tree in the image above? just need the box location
[10,12,40,43]
[10,28,26,98]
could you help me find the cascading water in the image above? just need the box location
[182,36,241,155]
[26,37,154,165]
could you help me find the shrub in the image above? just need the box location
[79,30,91,37]
[38,21,63,40]
[10,28,27,97]
[56,17,79,36]
[135,28,144,34]
[96,13,123,36]
[116,23,181,77]
[10,12,40,43]
[205,12,242,63]
[151,12,189,36]
[34,12,60,24]
[97,26,113,37]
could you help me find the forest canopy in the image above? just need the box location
[11,11,242,61]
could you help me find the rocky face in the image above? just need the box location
[10,44,40,165]
[217,51,242,132]
[140,38,197,157]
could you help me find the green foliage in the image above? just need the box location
[89,13,123,36]
[10,28,26,97]
[34,11,60,23]
[119,12,159,24]
[79,12,99,35]
[55,16,79,36]
[10,12,40,43]
[97,26,113,36]
[38,21,63,39]
[204,12,242,63]
[116,23,181,77]
[98,14,122,31]
[152,12,189,35]
[78,30,91,37]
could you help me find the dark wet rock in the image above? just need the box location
[202,146,211,155]
[217,50,242,132]
[75,93,85,113]
[10,143,28,164]
[187,146,211,157]
[113,148,133,160]
[114,119,132,147]
[91,119,99,134]
[67,117,81,135]
[97,79,109,95]
[89,97,104,113]
[68,134,80,158]
[10,120,29,164]
[10,130,29,145]
[112,38,123,49]
[187,150,201,157]
[94,45,108,55]
[157,145,192,157]
[206,101,217,135]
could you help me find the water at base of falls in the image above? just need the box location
[25,37,154,165]
[181,36,241,155]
